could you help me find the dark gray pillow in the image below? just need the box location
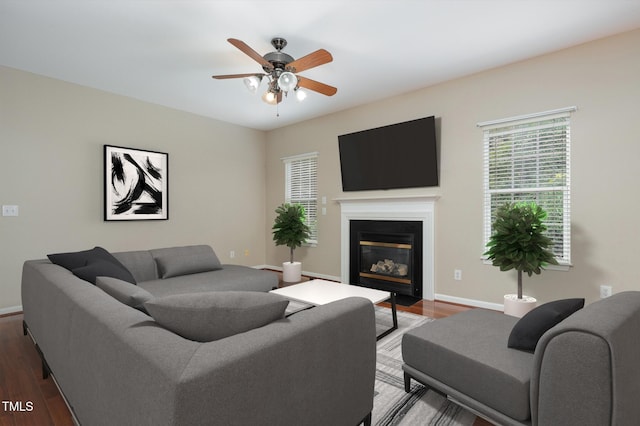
[72,259,136,284]
[508,298,585,352]
[96,276,153,314]
[151,245,222,278]
[48,247,100,270]
[48,246,136,284]
[48,246,113,269]
[144,291,289,342]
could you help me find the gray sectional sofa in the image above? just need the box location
[22,245,377,426]
[402,291,640,426]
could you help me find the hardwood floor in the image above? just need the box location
[0,313,73,426]
[1,297,490,426]
[379,298,477,319]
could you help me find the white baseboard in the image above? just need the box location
[0,305,22,316]
[261,265,342,283]
[435,294,503,311]
[259,265,502,311]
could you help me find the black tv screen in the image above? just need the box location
[338,116,438,191]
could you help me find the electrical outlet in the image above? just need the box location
[229,250,235,259]
[600,285,612,298]
[454,269,462,281]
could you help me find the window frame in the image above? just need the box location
[282,152,318,246]
[479,107,576,269]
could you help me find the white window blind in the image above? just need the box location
[283,152,318,244]
[480,107,575,265]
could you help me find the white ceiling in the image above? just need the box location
[2,1,640,131]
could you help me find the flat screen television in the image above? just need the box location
[338,116,438,191]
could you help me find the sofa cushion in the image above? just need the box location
[48,246,136,284]
[138,265,278,297]
[150,245,222,278]
[112,250,159,282]
[144,291,289,342]
[96,276,153,314]
[402,309,534,421]
[508,298,585,352]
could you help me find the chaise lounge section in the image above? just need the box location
[402,291,640,426]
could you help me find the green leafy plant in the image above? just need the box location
[484,201,558,299]
[272,203,311,264]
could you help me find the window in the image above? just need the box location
[283,152,318,245]
[480,107,575,266]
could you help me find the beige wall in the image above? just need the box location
[0,66,268,311]
[3,29,639,312]
[265,29,640,306]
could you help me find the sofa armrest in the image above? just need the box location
[174,296,376,426]
[532,330,612,425]
[531,291,640,426]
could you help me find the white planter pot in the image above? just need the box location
[282,261,302,283]
[503,294,537,318]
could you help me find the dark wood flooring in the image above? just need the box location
[1,288,490,426]
[0,313,73,426]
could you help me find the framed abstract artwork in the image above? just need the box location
[104,145,169,221]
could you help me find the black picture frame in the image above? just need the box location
[104,145,169,221]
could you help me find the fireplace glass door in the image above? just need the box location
[358,233,413,287]
[349,220,422,297]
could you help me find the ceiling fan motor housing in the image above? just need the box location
[263,51,294,72]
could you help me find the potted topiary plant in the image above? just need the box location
[484,201,558,317]
[272,203,311,282]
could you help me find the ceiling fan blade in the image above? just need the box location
[227,38,273,70]
[297,76,337,96]
[212,73,264,80]
[286,49,332,73]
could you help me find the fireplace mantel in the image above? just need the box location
[336,195,438,300]
[334,194,440,204]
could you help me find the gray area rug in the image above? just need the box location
[286,302,476,425]
[373,308,476,426]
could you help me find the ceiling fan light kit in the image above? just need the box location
[277,71,298,92]
[262,90,277,105]
[243,75,262,94]
[213,37,336,108]
[295,88,307,102]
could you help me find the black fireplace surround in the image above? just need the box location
[349,220,423,298]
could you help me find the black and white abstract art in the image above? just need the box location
[104,145,168,221]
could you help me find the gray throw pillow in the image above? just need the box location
[151,245,222,278]
[144,291,289,342]
[96,276,153,314]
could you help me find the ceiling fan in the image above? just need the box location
[212,37,337,105]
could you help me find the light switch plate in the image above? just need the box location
[2,205,19,216]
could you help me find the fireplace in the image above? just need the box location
[338,195,437,300]
[349,220,422,298]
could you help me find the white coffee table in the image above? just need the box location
[270,279,398,340]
